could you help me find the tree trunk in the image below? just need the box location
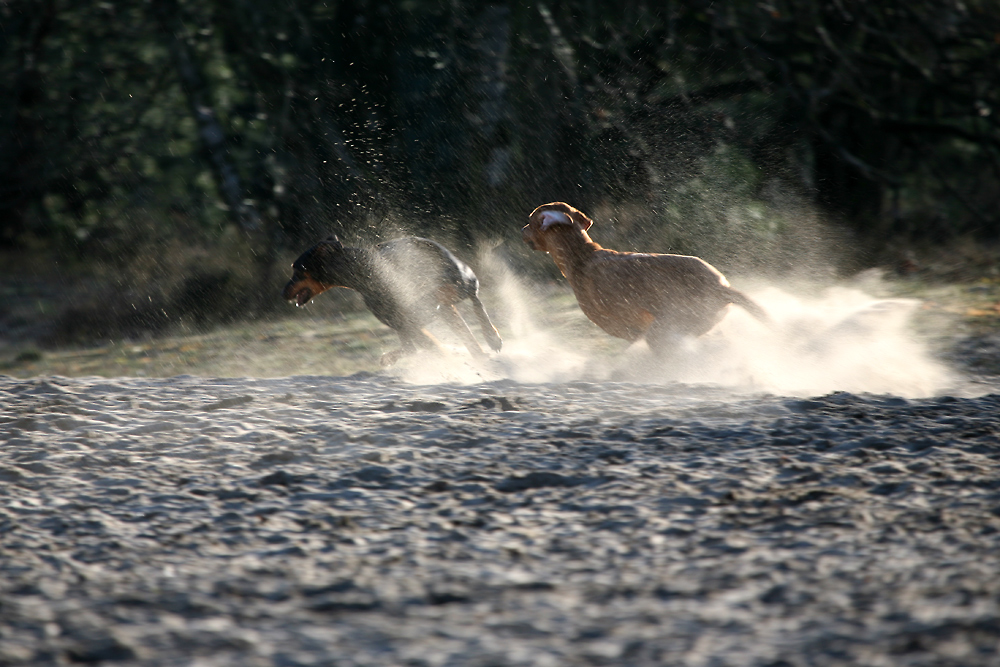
[153,0,260,235]
[153,0,289,313]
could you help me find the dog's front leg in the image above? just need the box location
[380,330,420,367]
[469,295,502,352]
[440,305,489,360]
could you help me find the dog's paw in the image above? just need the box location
[380,349,404,367]
[485,329,503,353]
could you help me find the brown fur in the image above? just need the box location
[522,202,768,353]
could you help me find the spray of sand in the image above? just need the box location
[387,249,592,386]
[389,251,956,398]
[607,285,954,397]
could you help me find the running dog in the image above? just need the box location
[522,202,768,354]
[282,236,502,365]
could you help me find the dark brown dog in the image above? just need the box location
[282,236,502,365]
[522,202,768,353]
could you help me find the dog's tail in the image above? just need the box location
[726,288,771,325]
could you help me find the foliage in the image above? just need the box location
[1,0,998,307]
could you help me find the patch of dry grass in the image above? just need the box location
[2,241,999,380]
[0,278,599,379]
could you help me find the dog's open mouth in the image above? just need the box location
[293,288,312,307]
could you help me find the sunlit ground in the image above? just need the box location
[2,273,999,389]
[0,286,615,379]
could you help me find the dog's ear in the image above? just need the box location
[539,210,574,231]
[567,208,593,231]
[324,234,343,249]
[533,203,594,232]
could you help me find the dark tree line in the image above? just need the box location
[2,0,999,275]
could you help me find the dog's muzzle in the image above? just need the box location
[282,281,313,307]
[521,225,540,250]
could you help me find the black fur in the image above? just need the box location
[283,236,502,362]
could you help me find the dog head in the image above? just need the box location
[281,235,346,307]
[522,202,593,252]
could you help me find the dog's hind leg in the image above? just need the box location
[644,329,684,360]
[440,305,490,360]
[643,314,699,360]
[468,295,503,352]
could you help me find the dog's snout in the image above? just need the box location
[521,224,537,249]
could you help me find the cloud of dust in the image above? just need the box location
[390,250,957,398]
[387,246,593,385]
[608,284,955,398]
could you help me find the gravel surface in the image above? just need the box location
[2,373,1000,666]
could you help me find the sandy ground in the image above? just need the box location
[1,367,999,666]
[3,279,1000,666]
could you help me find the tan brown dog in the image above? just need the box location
[522,202,768,354]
